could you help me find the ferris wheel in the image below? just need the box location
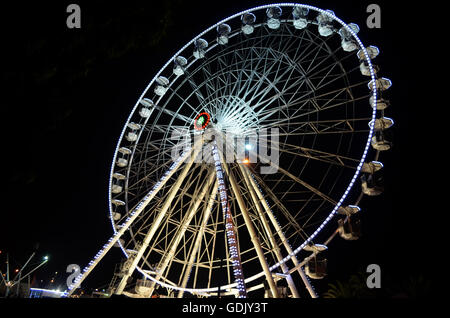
[65,3,393,298]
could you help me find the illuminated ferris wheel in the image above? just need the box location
[65,3,393,298]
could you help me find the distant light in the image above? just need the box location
[242,158,250,164]
[15,269,19,273]
[245,144,252,150]
[43,256,49,261]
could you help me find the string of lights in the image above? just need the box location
[212,143,247,298]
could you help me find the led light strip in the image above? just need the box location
[212,143,247,298]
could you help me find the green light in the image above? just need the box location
[194,112,210,130]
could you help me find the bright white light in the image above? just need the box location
[245,144,252,150]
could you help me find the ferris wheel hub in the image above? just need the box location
[211,96,259,136]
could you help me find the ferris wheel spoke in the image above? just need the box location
[168,78,215,117]
[246,68,293,116]
[260,118,371,137]
[312,66,360,94]
[289,29,326,64]
[251,48,292,105]
[236,51,276,95]
[228,36,275,99]
[257,152,338,208]
[148,102,192,124]
[244,58,295,110]
[297,30,345,73]
[249,75,311,120]
[142,124,192,136]
[223,47,249,99]
[304,41,340,75]
[125,144,191,195]
[256,91,370,132]
[304,41,330,73]
[197,66,216,104]
[229,50,277,99]
[202,52,297,116]
[251,48,362,120]
[168,87,211,117]
[182,68,208,106]
[240,54,280,104]
[254,70,363,124]
[277,142,360,169]
[212,54,236,103]
[311,64,344,92]
[278,26,307,61]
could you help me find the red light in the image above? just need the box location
[194,112,211,130]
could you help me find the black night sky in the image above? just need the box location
[0,0,437,301]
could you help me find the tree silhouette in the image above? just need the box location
[323,271,377,298]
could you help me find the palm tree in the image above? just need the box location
[323,271,378,298]
[324,270,432,298]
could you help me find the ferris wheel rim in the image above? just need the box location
[107,2,379,294]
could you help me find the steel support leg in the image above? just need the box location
[65,147,193,297]
[177,181,218,298]
[146,170,217,296]
[244,166,318,298]
[115,140,204,295]
[239,165,300,298]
